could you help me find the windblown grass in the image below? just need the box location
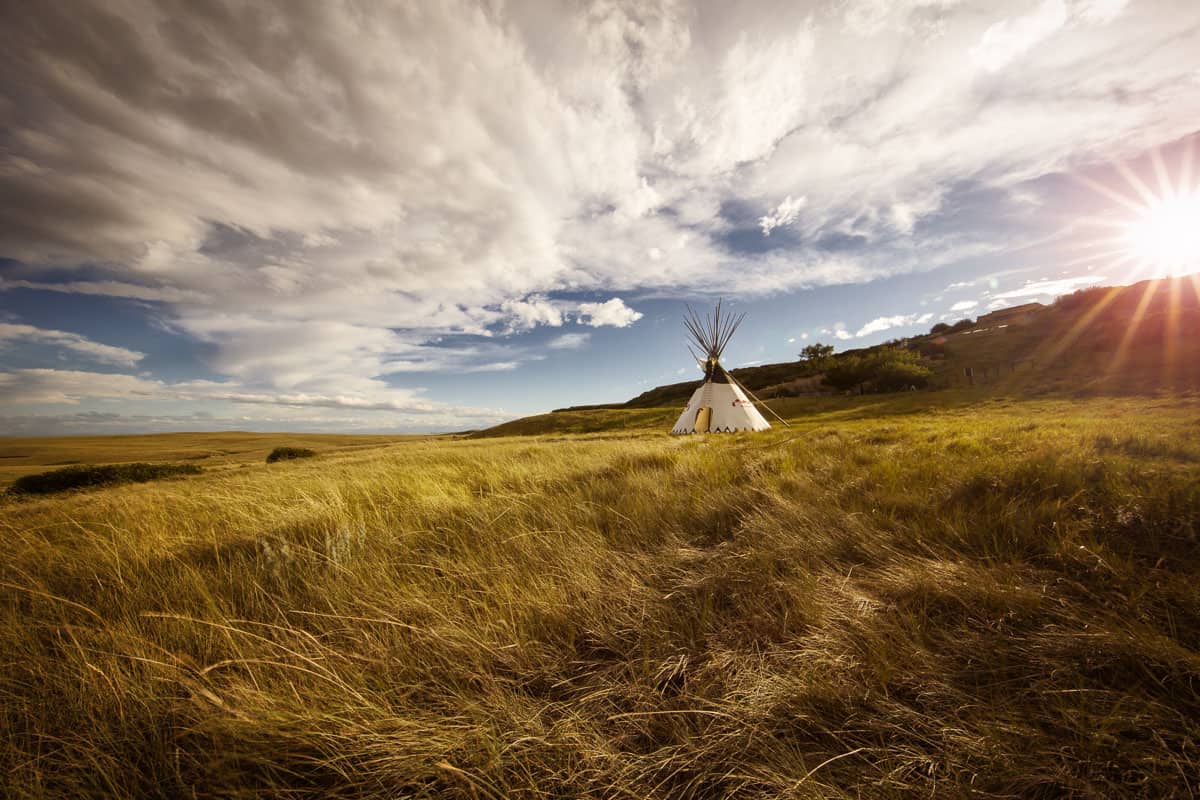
[1,397,1198,797]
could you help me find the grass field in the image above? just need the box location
[2,395,1199,797]
[0,431,416,487]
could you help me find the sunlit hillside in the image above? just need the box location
[921,277,1200,394]
[572,274,1200,411]
[3,395,1198,797]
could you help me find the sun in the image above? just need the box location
[1069,140,1200,284]
[1046,143,1200,386]
[1123,191,1200,277]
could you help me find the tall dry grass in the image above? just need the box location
[2,396,1198,797]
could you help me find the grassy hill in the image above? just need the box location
[2,395,1198,797]
[924,277,1200,394]
[550,274,1200,419]
[471,406,677,439]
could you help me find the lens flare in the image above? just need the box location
[1036,141,1200,384]
[1124,192,1200,276]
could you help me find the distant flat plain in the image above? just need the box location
[0,431,419,486]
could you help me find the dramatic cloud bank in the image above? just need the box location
[1,0,1198,426]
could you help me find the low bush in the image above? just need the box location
[9,463,202,496]
[824,346,933,393]
[266,446,318,464]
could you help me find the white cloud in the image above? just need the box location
[302,231,338,248]
[950,300,979,312]
[821,323,854,341]
[971,0,1132,72]
[0,323,145,367]
[547,333,590,349]
[853,311,936,337]
[856,315,911,337]
[576,298,643,328]
[972,0,1069,73]
[0,279,206,303]
[0,369,508,427]
[993,275,1105,299]
[1074,0,1129,24]
[0,410,481,436]
[759,195,807,235]
[500,295,564,332]
[0,370,164,405]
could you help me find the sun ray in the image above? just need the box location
[1056,245,1133,269]
[1026,285,1126,377]
[1114,253,1158,285]
[1149,145,1174,200]
[1113,159,1160,208]
[1071,172,1146,214]
[1104,275,1158,377]
[1180,136,1194,198]
[1052,245,1142,287]
[1161,276,1182,392]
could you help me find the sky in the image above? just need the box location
[1,0,1199,435]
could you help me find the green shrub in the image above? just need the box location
[266,447,318,464]
[824,346,933,393]
[798,342,835,373]
[872,355,933,391]
[9,463,202,496]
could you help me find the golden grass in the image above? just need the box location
[0,431,418,486]
[2,396,1198,797]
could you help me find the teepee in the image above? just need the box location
[670,301,772,435]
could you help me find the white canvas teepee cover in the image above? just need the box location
[669,301,772,435]
[670,379,770,434]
